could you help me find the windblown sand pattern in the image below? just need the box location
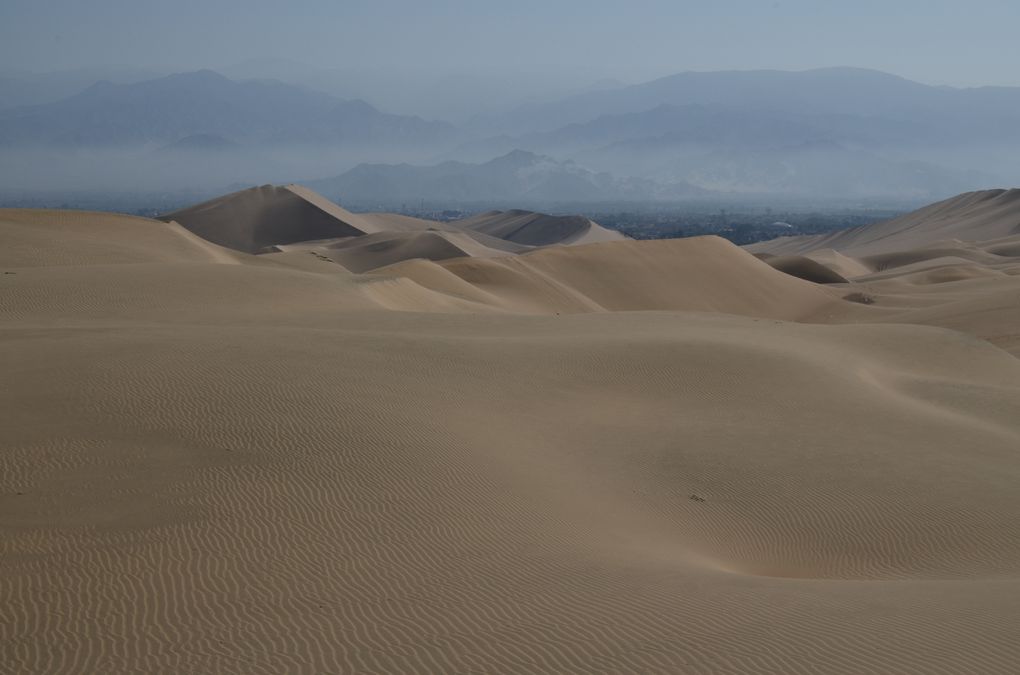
[3,198,1020,674]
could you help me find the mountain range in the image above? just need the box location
[306,150,706,206]
[0,69,453,149]
[1,66,1019,200]
[471,67,1020,137]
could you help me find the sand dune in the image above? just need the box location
[829,262,1020,356]
[894,262,1007,285]
[366,236,844,317]
[879,279,1020,355]
[749,188,1020,257]
[802,248,874,279]
[159,184,380,253]
[855,256,1009,284]
[0,208,242,267]
[356,211,445,232]
[984,234,1020,258]
[401,236,841,318]
[279,229,525,274]
[861,245,1007,272]
[742,188,1020,359]
[4,205,1020,674]
[760,244,1012,284]
[755,253,849,283]
[456,209,625,246]
[160,185,623,265]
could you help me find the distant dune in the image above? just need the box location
[3,187,1020,674]
[456,208,624,246]
[748,188,1020,257]
[370,237,836,317]
[159,184,378,253]
[160,183,625,262]
[281,229,525,274]
[748,187,1020,355]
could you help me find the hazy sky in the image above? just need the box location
[2,0,1019,87]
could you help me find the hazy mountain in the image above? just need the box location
[544,104,929,150]
[219,58,627,123]
[0,67,164,110]
[0,70,455,149]
[1,65,1014,199]
[306,150,705,206]
[552,121,995,199]
[446,69,1019,200]
[0,70,461,191]
[451,103,930,162]
[653,141,992,198]
[156,134,240,153]
[474,67,1020,138]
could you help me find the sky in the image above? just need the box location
[2,0,1019,87]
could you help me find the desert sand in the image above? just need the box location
[3,188,1020,674]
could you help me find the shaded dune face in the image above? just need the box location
[755,253,850,284]
[159,184,372,253]
[3,200,1020,674]
[456,209,624,246]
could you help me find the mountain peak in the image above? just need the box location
[485,149,543,167]
[166,69,233,85]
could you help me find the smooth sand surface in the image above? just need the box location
[3,204,1020,674]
